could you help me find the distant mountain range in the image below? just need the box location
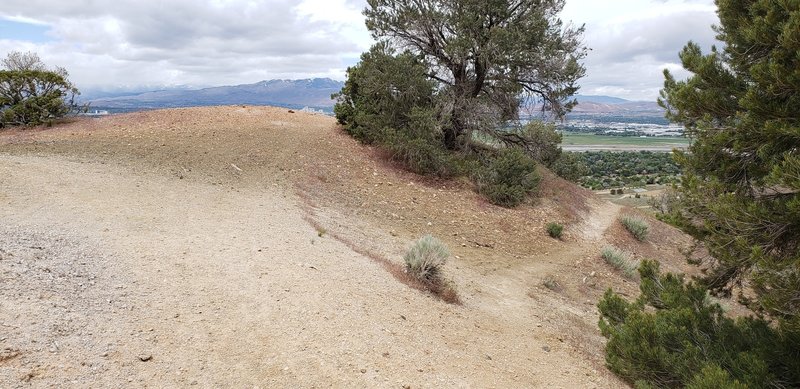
[88,78,344,111]
[87,78,662,115]
[571,95,662,115]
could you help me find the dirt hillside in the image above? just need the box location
[0,106,696,387]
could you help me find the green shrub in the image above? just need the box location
[598,260,800,388]
[620,215,649,241]
[601,246,638,278]
[404,234,449,282]
[546,222,564,239]
[1,52,82,128]
[333,42,436,145]
[385,135,453,177]
[474,148,540,207]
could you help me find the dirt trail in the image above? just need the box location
[576,201,622,242]
[0,154,616,387]
[0,107,689,387]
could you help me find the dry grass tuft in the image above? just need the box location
[601,246,639,279]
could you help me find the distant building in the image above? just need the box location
[82,110,110,117]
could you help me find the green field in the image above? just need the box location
[561,133,691,147]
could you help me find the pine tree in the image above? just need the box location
[658,0,800,330]
[363,0,586,150]
[598,2,800,386]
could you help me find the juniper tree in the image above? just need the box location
[363,0,586,151]
[0,51,81,127]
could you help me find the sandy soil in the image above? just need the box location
[0,106,697,387]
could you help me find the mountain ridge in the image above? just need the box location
[88,78,345,110]
[87,78,662,115]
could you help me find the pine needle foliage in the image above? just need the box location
[598,260,800,388]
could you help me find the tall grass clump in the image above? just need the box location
[404,234,450,282]
[546,222,564,239]
[601,246,638,278]
[620,215,649,241]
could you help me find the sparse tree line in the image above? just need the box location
[575,151,681,190]
[0,51,83,128]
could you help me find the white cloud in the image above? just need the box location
[1,0,371,92]
[0,0,719,100]
[562,0,718,100]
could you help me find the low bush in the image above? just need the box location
[620,215,649,241]
[474,148,540,207]
[598,259,800,388]
[404,234,449,282]
[601,246,638,278]
[546,222,564,239]
[385,135,454,177]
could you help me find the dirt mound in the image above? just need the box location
[0,106,697,387]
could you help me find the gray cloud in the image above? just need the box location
[0,0,719,100]
[0,0,368,91]
[569,1,719,100]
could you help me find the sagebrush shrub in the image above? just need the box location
[620,215,649,241]
[546,222,564,239]
[601,246,638,278]
[404,234,449,282]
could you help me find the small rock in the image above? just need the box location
[542,345,551,352]
[360,368,367,374]
[138,354,152,362]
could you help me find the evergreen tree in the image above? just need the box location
[362,0,586,151]
[0,51,81,127]
[599,1,800,386]
[658,0,800,330]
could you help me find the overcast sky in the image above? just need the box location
[0,0,718,101]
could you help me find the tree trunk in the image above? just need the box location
[443,124,459,150]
